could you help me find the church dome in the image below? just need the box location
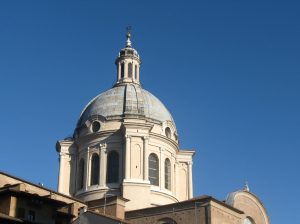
[77,83,175,127]
[77,30,176,130]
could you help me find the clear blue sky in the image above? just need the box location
[0,1,299,223]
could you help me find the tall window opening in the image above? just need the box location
[78,159,84,190]
[90,154,100,186]
[128,63,133,78]
[165,158,171,190]
[107,151,119,183]
[121,63,125,78]
[165,127,171,138]
[149,153,159,186]
[135,65,137,80]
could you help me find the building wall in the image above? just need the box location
[57,118,194,211]
[127,206,209,224]
[14,197,55,224]
[210,201,242,224]
[0,195,12,216]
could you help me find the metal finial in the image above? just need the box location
[126,26,132,47]
[244,181,250,192]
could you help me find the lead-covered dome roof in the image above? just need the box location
[77,31,175,130]
[77,83,175,128]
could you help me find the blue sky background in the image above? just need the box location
[0,1,299,223]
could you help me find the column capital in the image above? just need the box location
[59,151,69,157]
[142,136,149,141]
[125,134,131,139]
[100,143,107,149]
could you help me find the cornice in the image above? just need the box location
[149,133,179,151]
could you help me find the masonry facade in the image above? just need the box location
[56,31,194,211]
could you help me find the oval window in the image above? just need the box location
[92,121,101,133]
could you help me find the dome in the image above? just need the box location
[77,83,175,128]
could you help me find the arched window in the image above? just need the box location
[121,63,125,78]
[90,154,99,186]
[128,63,133,78]
[148,153,159,186]
[78,159,84,190]
[165,127,171,138]
[135,65,137,80]
[165,158,171,190]
[158,218,177,224]
[107,151,119,183]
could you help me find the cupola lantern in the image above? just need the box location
[115,30,141,85]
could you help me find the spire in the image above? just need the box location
[115,28,141,86]
[126,26,132,47]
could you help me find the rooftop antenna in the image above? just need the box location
[126,25,132,47]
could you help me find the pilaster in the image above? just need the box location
[188,161,193,198]
[100,143,107,187]
[143,136,149,181]
[125,135,131,180]
[84,149,90,190]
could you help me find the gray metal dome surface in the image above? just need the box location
[78,84,175,127]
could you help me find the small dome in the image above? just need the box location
[77,83,175,128]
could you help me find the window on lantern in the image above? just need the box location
[107,151,119,183]
[121,63,125,78]
[149,153,159,186]
[128,63,133,78]
[90,154,100,186]
[78,159,84,190]
[165,158,171,190]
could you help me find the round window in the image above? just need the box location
[91,121,101,133]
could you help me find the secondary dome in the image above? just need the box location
[77,83,175,127]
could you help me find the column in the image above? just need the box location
[188,161,193,198]
[98,146,101,186]
[84,150,90,190]
[143,137,149,181]
[100,144,107,187]
[137,65,140,83]
[124,62,128,79]
[125,135,131,180]
[170,156,175,194]
[174,162,178,195]
[159,148,164,190]
[58,152,67,193]
[117,63,121,81]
